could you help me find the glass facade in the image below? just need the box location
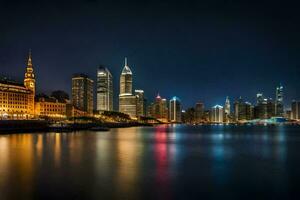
[97,66,113,111]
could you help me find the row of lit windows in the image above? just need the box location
[40,109,65,112]
[0,104,28,109]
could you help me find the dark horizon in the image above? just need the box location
[1,0,300,109]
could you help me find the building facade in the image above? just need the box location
[275,84,284,116]
[210,105,224,123]
[72,74,94,115]
[119,58,137,118]
[291,101,300,120]
[148,94,168,122]
[97,66,113,112]
[195,102,204,123]
[234,97,253,121]
[169,96,181,123]
[35,97,67,119]
[135,89,145,117]
[0,52,35,119]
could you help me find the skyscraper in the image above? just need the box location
[275,84,284,116]
[234,97,252,121]
[224,96,230,115]
[96,66,113,112]
[291,100,300,120]
[72,74,94,115]
[120,57,132,95]
[169,96,181,123]
[210,105,224,123]
[119,58,137,118]
[195,102,204,123]
[148,94,168,122]
[135,89,145,117]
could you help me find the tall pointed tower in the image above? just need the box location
[119,57,137,118]
[225,96,230,115]
[24,50,36,94]
[120,57,132,95]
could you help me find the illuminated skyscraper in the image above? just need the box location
[119,58,137,118]
[120,57,132,95]
[169,96,181,122]
[72,74,94,115]
[275,84,284,116]
[97,66,113,111]
[210,105,224,123]
[224,96,230,115]
[135,89,145,117]
[148,94,168,122]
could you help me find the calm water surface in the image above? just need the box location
[0,125,300,200]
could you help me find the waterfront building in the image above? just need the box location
[72,74,94,115]
[35,96,67,119]
[254,93,276,119]
[0,52,35,119]
[96,66,113,112]
[224,96,231,122]
[210,105,224,123]
[195,102,204,123]
[224,96,230,115]
[135,89,146,117]
[234,97,252,121]
[275,84,284,116]
[169,96,181,123]
[291,100,300,120]
[119,58,138,118]
[148,94,168,122]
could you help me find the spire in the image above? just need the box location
[125,57,128,66]
[156,93,161,99]
[27,49,32,68]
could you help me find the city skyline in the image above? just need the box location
[1,1,300,109]
[0,51,297,111]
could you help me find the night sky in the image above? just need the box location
[1,0,300,109]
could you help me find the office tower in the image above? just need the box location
[291,101,300,120]
[224,96,230,115]
[256,93,264,104]
[169,96,181,123]
[119,58,137,118]
[275,84,284,116]
[148,94,168,122]
[224,96,231,122]
[210,105,224,123]
[97,66,113,112]
[135,89,145,117]
[120,57,132,95]
[195,102,204,123]
[266,98,275,118]
[72,74,94,115]
[234,97,252,121]
[0,51,35,119]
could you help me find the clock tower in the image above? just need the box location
[24,50,36,94]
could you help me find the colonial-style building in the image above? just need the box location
[0,51,35,119]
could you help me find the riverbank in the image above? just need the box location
[0,120,153,134]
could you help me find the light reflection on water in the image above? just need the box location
[0,125,299,199]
